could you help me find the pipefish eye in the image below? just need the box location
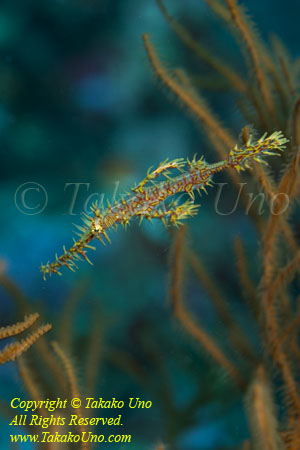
[93,218,102,231]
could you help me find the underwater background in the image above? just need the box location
[1,0,300,449]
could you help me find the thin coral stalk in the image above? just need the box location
[52,342,88,450]
[0,323,52,365]
[34,338,68,394]
[260,283,300,417]
[271,35,296,98]
[292,96,300,147]
[279,307,300,347]
[58,279,89,351]
[84,306,103,394]
[157,0,278,132]
[156,0,247,94]
[52,341,80,401]
[143,33,234,150]
[17,357,46,416]
[0,273,30,315]
[233,237,258,317]
[260,237,300,417]
[186,245,258,365]
[203,0,231,21]
[0,313,39,339]
[225,0,276,123]
[170,225,245,389]
[252,163,297,252]
[270,248,300,300]
[173,67,235,150]
[261,169,294,293]
[245,365,284,450]
[261,113,300,329]
[253,161,276,200]
[0,277,67,391]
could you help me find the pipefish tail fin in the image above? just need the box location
[228,131,288,172]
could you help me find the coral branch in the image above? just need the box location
[143,33,234,150]
[17,357,46,416]
[156,0,247,94]
[234,237,258,317]
[186,245,258,365]
[0,323,52,365]
[0,313,39,339]
[225,0,276,121]
[169,226,245,389]
[52,342,88,450]
[245,366,284,450]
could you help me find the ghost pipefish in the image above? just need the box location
[40,130,288,279]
